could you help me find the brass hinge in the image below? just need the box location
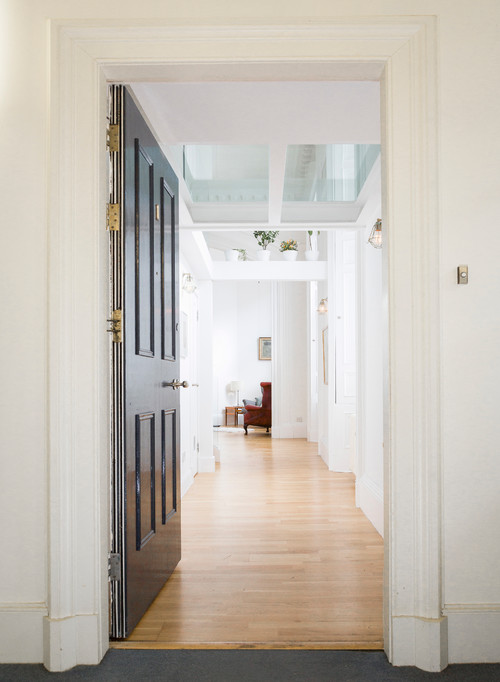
[107,203,120,231]
[107,309,122,343]
[107,124,120,153]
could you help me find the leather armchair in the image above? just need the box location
[244,382,271,434]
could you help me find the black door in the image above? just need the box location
[110,86,181,637]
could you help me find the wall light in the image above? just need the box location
[317,298,328,314]
[368,218,382,249]
[182,272,197,294]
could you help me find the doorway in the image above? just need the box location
[48,19,442,671]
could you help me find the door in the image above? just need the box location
[109,86,181,638]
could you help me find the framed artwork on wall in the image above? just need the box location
[258,337,272,360]
[322,327,328,384]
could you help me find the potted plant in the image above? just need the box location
[279,239,298,261]
[224,248,239,261]
[253,230,279,261]
[305,229,320,261]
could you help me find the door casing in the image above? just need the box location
[47,18,443,672]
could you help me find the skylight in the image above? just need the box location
[283,144,380,202]
[183,145,269,203]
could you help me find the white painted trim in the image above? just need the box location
[211,261,327,281]
[392,615,448,672]
[43,614,102,671]
[0,603,47,664]
[444,604,500,664]
[48,17,442,671]
[356,475,384,537]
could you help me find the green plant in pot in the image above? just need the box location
[253,230,279,261]
[305,229,320,261]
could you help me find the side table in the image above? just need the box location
[225,406,245,427]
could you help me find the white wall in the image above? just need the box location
[2,0,500,670]
[356,210,384,536]
[179,257,200,497]
[272,281,308,438]
[213,281,272,425]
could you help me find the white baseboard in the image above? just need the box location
[43,613,105,671]
[273,422,307,439]
[198,453,215,472]
[391,614,448,672]
[0,603,47,663]
[319,437,328,466]
[445,604,500,663]
[356,475,383,537]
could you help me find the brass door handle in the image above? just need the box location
[162,379,189,390]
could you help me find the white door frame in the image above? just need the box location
[47,19,443,672]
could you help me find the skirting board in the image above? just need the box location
[272,423,307,439]
[391,615,448,672]
[445,604,500,663]
[356,475,383,537]
[0,603,47,663]
[43,613,104,671]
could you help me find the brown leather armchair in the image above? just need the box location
[244,382,271,434]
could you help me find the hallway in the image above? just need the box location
[113,432,383,649]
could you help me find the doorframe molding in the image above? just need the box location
[47,17,443,671]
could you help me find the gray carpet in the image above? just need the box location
[1,651,500,681]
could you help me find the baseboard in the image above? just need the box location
[319,437,328,466]
[391,614,448,672]
[198,453,215,472]
[43,613,105,671]
[445,603,500,663]
[356,475,383,537]
[0,602,47,663]
[273,423,307,439]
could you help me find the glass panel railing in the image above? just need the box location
[183,145,269,202]
[283,144,380,202]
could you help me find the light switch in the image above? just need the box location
[457,265,468,284]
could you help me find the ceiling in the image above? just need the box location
[131,81,381,253]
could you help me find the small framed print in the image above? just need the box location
[258,337,272,361]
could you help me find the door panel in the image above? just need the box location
[110,85,181,638]
[135,142,155,357]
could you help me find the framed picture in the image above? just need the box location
[258,337,272,360]
[322,327,328,384]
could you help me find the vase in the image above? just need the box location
[224,249,239,261]
[281,250,298,261]
[255,250,271,261]
[305,250,319,261]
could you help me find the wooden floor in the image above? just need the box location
[112,431,383,650]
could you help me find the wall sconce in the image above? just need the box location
[317,298,328,314]
[368,218,382,249]
[182,273,197,294]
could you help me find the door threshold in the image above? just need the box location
[110,641,384,651]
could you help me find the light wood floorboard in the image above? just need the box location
[112,432,383,649]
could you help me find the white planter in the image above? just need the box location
[305,250,319,261]
[281,250,298,261]
[255,249,271,261]
[224,249,239,261]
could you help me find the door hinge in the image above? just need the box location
[107,203,120,231]
[107,309,122,343]
[108,553,122,581]
[107,124,120,153]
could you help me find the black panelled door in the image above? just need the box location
[119,87,181,636]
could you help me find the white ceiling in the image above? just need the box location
[131,81,380,145]
[131,81,381,251]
